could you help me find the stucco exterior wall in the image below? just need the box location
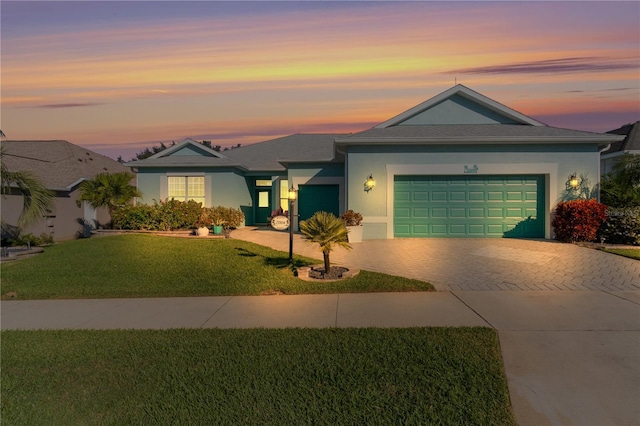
[2,187,111,241]
[135,168,252,209]
[346,144,601,239]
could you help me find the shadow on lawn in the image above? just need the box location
[234,247,311,269]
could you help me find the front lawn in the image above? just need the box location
[1,328,515,425]
[1,234,433,299]
[602,248,640,260]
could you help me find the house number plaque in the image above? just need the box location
[270,215,290,231]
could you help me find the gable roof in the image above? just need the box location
[375,84,546,128]
[129,134,346,172]
[148,138,228,159]
[603,121,640,154]
[1,140,129,190]
[131,139,242,169]
[337,85,624,146]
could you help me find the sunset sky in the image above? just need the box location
[1,1,639,160]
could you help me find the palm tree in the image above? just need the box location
[1,145,54,227]
[601,154,640,207]
[79,172,141,223]
[299,211,351,273]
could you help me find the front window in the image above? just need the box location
[168,176,205,204]
[280,179,289,212]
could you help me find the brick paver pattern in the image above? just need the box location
[232,227,640,292]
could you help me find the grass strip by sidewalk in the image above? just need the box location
[602,248,640,260]
[1,234,433,299]
[1,328,514,425]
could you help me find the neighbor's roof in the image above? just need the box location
[1,140,128,190]
[603,121,640,154]
[336,124,625,145]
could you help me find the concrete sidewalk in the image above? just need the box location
[2,290,639,425]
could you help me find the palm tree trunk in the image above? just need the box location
[323,251,331,273]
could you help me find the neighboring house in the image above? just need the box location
[601,121,640,175]
[131,85,624,240]
[1,140,129,241]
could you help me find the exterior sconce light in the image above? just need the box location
[288,186,297,201]
[364,174,376,192]
[567,173,580,190]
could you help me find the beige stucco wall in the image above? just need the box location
[1,187,111,241]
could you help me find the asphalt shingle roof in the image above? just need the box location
[223,134,346,171]
[339,124,621,142]
[604,121,640,153]
[2,140,128,190]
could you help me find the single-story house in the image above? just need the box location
[601,121,640,175]
[131,85,624,240]
[1,140,129,241]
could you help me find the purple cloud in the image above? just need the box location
[448,57,638,75]
[34,103,103,109]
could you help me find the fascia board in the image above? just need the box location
[374,85,545,128]
[147,139,229,159]
[131,161,248,171]
[65,177,86,191]
[335,135,625,145]
[278,157,336,166]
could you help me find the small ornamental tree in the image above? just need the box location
[551,199,608,242]
[299,211,351,272]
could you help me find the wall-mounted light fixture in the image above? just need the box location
[364,174,376,192]
[288,186,297,201]
[567,173,580,190]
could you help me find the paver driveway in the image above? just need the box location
[232,228,640,291]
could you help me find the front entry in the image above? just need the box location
[254,188,272,225]
[298,184,340,221]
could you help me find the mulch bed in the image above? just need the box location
[308,266,349,280]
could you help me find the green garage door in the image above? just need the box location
[394,175,544,238]
[298,184,340,221]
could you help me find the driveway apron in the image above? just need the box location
[233,228,640,425]
[2,229,639,425]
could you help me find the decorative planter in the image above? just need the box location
[212,225,223,235]
[346,225,363,243]
[196,227,210,237]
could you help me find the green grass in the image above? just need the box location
[1,328,515,425]
[602,248,640,260]
[1,234,433,299]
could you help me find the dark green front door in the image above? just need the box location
[254,189,272,225]
[394,175,544,238]
[298,185,340,221]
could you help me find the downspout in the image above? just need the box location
[597,144,611,202]
[336,146,348,210]
[131,167,139,206]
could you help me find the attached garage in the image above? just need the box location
[394,175,544,238]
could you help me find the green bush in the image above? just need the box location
[111,199,204,231]
[599,207,640,246]
[551,199,608,242]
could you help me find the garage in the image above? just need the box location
[394,175,544,238]
[298,184,340,221]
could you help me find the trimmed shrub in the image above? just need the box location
[111,199,204,231]
[599,207,640,246]
[552,199,607,242]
